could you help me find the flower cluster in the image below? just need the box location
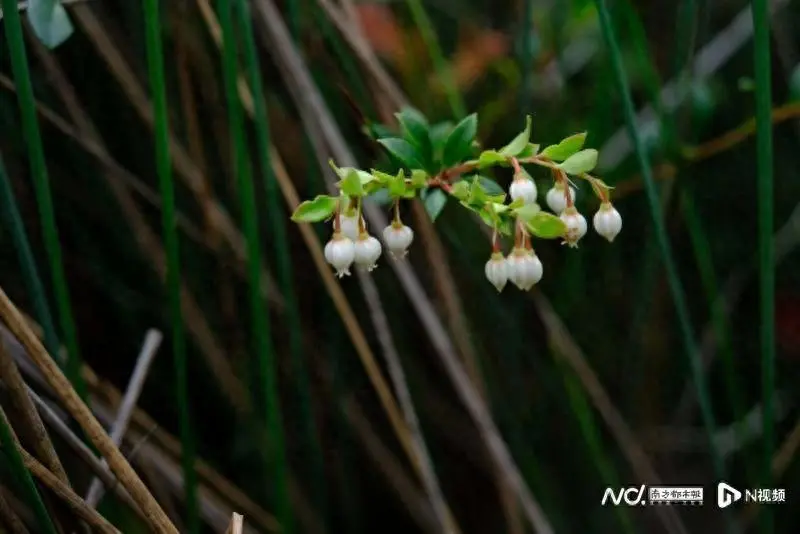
[290,109,624,294]
[483,167,622,292]
[323,204,414,278]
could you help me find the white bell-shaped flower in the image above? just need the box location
[506,248,543,291]
[593,202,623,242]
[353,232,382,271]
[484,252,508,292]
[382,223,414,258]
[324,232,356,278]
[545,183,575,214]
[560,207,587,248]
[509,173,538,205]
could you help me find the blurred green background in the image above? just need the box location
[0,0,799,533]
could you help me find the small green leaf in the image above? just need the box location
[442,113,478,167]
[357,170,377,185]
[540,132,587,161]
[558,149,598,175]
[467,176,489,205]
[423,189,448,221]
[27,0,74,49]
[291,195,339,222]
[449,180,471,200]
[525,211,567,239]
[478,150,509,168]
[370,170,394,184]
[378,138,422,169]
[513,203,542,222]
[339,169,364,196]
[364,122,396,140]
[388,171,406,197]
[517,143,541,158]
[396,107,434,171]
[476,176,505,196]
[411,169,429,188]
[499,115,532,157]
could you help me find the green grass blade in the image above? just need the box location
[0,407,58,534]
[1,0,85,399]
[558,359,635,534]
[592,0,724,480]
[235,0,328,524]
[0,155,61,365]
[140,0,199,531]
[404,0,466,118]
[750,1,775,532]
[217,1,292,531]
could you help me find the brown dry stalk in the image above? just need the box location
[14,447,121,534]
[0,287,176,534]
[0,339,68,484]
[224,512,244,534]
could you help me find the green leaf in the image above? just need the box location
[477,150,509,168]
[499,115,532,157]
[377,138,422,169]
[27,1,74,49]
[423,189,448,221]
[442,113,478,167]
[364,122,396,141]
[540,132,587,161]
[396,107,434,170]
[517,143,541,158]
[449,180,470,200]
[370,170,394,184]
[388,171,406,197]
[410,169,429,188]
[513,203,542,222]
[525,211,567,239]
[558,149,598,175]
[291,195,339,222]
[467,176,489,205]
[339,169,364,196]
[476,176,505,196]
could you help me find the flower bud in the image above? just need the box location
[506,248,543,291]
[484,252,508,292]
[324,232,355,278]
[354,232,382,271]
[593,202,622,242]
[339,212,364,241]
[509,173,538,204]
[560,207,587,248]
[382,223,414,258]
[545,183,575,214]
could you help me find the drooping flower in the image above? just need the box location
[545,183,575,214]
[560,207,587,248]
[382,223,414,258]
[509,172,538,205]
[593,201,623,242]
[506,247,543,290]
[324,232,356,278]
[354,232,382,271]
[484,252,508,292]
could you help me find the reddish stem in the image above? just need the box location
[510,157,522,175]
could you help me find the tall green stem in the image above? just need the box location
[236,0,327,525]
[217,1,292,531]
[1,0,84,399]
[592,0,724,481]
[141,0,198,531]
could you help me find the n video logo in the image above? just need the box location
[717,482,742,509]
